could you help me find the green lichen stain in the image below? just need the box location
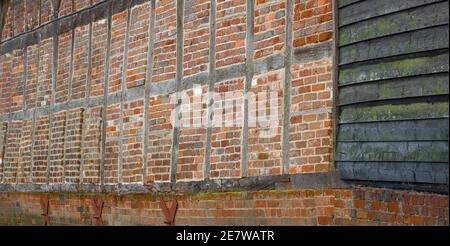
[339,141,448,162]
[378,75,449,99]
[339,2,448,46]
[339,53,448,85]
[340,101,449,123]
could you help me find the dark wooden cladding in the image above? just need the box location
[339,25,449,65]
[339,1,449,46]
[336,162,449,184]
[338,73,449,105]
[338,119,449,142]
[336,0,449,191]
[339,0,444,27]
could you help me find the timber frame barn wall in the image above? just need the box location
[0,0,448,226]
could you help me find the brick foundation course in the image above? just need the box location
[0,187,447,226]
[0,0,448,226]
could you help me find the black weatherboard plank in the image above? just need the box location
[336,0,450,191]
[339,1,449,46]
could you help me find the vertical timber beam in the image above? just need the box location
[67,12,75,101]
[204,0,216,180]
[22,43,28,110]
[46,1,61,184]
[80,1,94,184]
[170,0,184,184]
[281,0,293,174]
[241,0,254,177]
[29,110,36,183]
[0,122,8,184]
[118,0,132,184]
[143,0,156,185]
[331,0,339,171]
[100,1,113,188]
[63,1,76,184]
[31,30,41,183]
[38,0,42,27]
[0,0,11,41]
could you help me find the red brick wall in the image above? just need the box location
[289,59,333,173]
[74,0,91,12]
[0,53,12,114]
[65,108,84,183]
[49,111,66,183]
[32,115,50,183]
[71,25,90,100]
[153,0,177,83]
[105,103,121,184]
[0,0,447,226]
[37,37,53,108]
[109,10,128,94]
[215,0,246,68]
[248,70,283,177]
[289,0,333,174]
[40,0,55,25]
[17,119,32,183]
[183,0,210,77]
[126,2,151,89]
[3,120,21,183]
[82,106,103,184]
[0,0,97,40]
[25,44,39,109]
[210,78,244,179]
[177,85,209,181]
[59,0,73,17]
[10,49,25,113]
[90,18,108,98]
[56,31,72,104]
[1,2,13,40]
[147,94,174,183]
[0,122,7,182]
[122,99,145,183]
[12,0,25,36]
[254,0,286,60]
[0,187,447,226]
[293,0,333,48]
